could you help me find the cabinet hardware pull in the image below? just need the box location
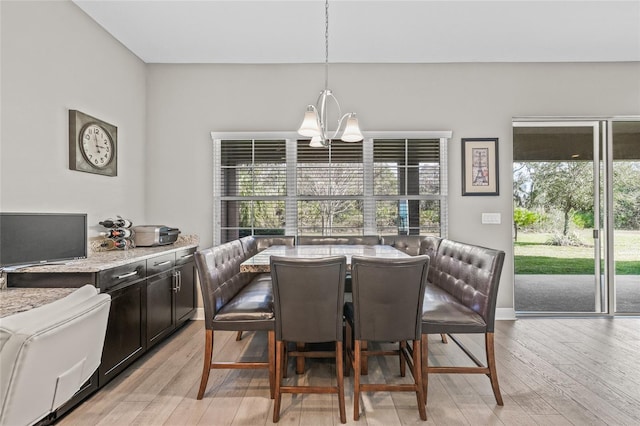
[178,270,182,291]
[180,254,194,260]
[172,271,179,292]
[116,271,138,279]
[155,260,171,267]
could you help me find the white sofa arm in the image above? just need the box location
[0,285,111,426]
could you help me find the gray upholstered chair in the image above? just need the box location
[269,255,347,424]
[421,240,506,407]
[194,243,275,400]
[344,255,430,421]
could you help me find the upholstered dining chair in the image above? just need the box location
[344,255,430,421]
[269,255,347,424]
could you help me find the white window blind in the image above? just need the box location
[212,132,450,245]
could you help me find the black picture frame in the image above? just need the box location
[462,137,499,196]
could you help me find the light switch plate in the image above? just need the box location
[482,213,501,224]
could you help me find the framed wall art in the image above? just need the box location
[462,137,499,196]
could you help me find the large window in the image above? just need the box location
[212,132,450,244]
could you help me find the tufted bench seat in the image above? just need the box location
[417,237,505,411]
[194,236,294,400]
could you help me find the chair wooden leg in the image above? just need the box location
[399,341,407,377]
[440,333,448,344]
[268,330,275,399]
[413,339,427,420]
[421,335,428,405]
[236,331,243,341]
[197,329,213,400]
[273,340,284,422]
[486,332,503,406]
[336,341,346,424]
[361,340,368,375]
[354,339,361,421]
[345,322,353,377]
[295,342,305,374]
[282,341,288,378]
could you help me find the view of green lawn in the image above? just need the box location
[514,230,640,274]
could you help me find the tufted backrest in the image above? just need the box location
[430,239,505,331]
[380,235,426,256]
[240,236,296,257]
[255,236,295,252]
[239,236,258,258]
[418,236,443,284]
[297,235,380,246]
[194,240,256,329]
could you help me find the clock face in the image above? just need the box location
[69,110,117,176]
[80,124,114,169]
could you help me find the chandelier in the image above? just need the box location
[297,0,363,148]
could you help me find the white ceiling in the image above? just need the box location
[73,0,640,64]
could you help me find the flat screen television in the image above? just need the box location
[0,212,87,269]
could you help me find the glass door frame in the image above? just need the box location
[513,119,604,315]
[514,116,640,317]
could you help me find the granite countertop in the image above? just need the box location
[4,234,199,274]
[0,287,77,318]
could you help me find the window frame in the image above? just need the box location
[211,131,452,245]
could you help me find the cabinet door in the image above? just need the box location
[146,270,175,347]
[175,261,196,324]
[99,280,146,387]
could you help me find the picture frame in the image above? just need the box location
[462,138,499,196]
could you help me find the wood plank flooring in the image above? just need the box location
[58,318,640,425]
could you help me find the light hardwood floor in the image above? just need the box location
[59,318,640,425]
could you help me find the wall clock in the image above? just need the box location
[69,110,117,176]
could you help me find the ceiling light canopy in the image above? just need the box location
[297,0,363,148]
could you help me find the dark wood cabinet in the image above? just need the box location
[146,270,175,347]
[99,279,146,387]
[5,243,198,417]
[146,248,197,348]
[175,250,196,324]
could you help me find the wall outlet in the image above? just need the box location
[482,213,501,224]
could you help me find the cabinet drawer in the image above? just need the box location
[147,253,175,276]
[175,248,196,266]
[98,261,146,291]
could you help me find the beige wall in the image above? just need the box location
[146,62,640,316]
[0,0,147,236]
[2,1,639,315]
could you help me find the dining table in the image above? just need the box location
[240,244,412,374]
[239,244,411,273]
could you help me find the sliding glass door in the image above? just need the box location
[610,121,640,313]
[513,118,639,315]
[513,121,604,313]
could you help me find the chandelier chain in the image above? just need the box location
[325,0,329,90]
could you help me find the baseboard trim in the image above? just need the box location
[496,308,517,321]
[190,308,205,321]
